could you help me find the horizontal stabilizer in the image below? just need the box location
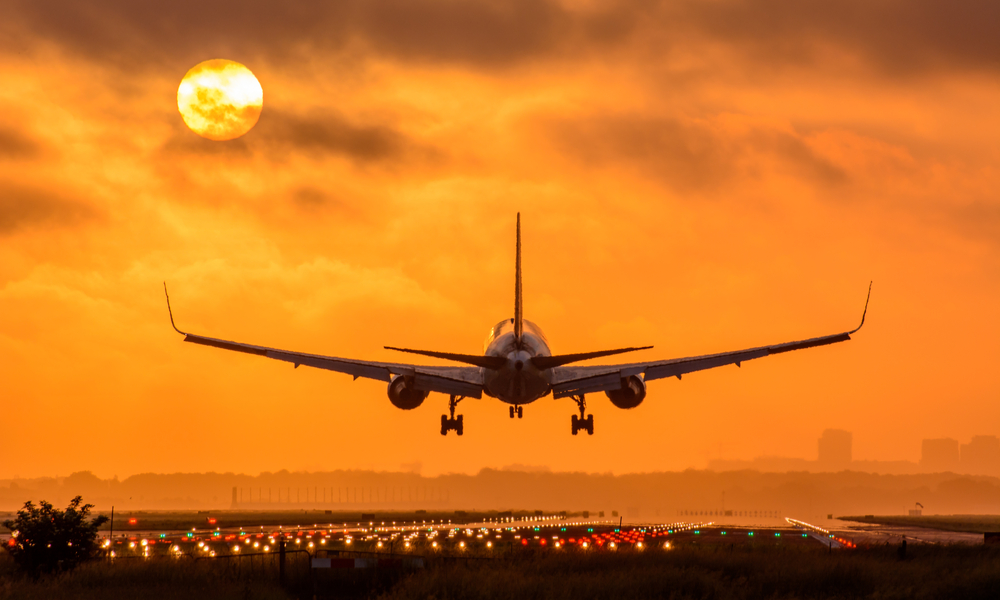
[384,346,507,369]
[531,346,653,370]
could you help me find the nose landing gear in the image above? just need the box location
[508,405,523,419]
[570,394,594,435]
[441,395,465,436]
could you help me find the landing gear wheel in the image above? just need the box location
[456,414,464,436]
[570,395,593,436]
[441,395,466,436]
[509,406,515,419]
[516,406,523,419]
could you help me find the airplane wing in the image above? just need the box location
[550,284,871,400]
[164,286,483,398]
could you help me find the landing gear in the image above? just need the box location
[570,395,594,435]
[441,395,465,436]
[509,406,523,419]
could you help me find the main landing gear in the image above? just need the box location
[570,394,594,436]
[441,395,465,436]
[509,405,523,419]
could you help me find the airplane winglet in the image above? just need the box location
[848,281,872,335]
[163,282,187,335]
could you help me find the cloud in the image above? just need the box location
[0,182,99,235]
[257,110,410,162]
[0,126,40,159]
[5,0,611,70]
[677,0,1000,77]
[6,1,1000,77]
[544,114,847,193]
[160,110,423,165]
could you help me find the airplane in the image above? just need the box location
[164,214,871,436]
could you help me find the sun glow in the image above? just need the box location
[177,59,263,140]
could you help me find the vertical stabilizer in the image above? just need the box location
[514,213,523,342]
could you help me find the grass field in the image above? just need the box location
[840,515,1000,534]
[3,540,999,599]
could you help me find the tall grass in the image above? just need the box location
[3,543,999,599]
[380,544,1000,600]
[0,552,291,600]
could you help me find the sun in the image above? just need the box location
[177,59,263,141]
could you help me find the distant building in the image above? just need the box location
[921,438,960,472]
[960,436,1000,476]
[817,429,852,469]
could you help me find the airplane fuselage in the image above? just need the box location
[482,318,552,404]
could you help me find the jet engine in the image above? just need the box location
[387,375,429,410]
[605,375,646,409]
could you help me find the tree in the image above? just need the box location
[2,496,109,575]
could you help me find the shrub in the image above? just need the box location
[2,496,109,575]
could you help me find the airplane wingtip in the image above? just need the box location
[163,282,186,336]
[852,281,872,334]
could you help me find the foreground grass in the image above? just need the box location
[383,544,1000,600]
[840,514,1000,534]
[0,554,291,600]
[3,544,999,599]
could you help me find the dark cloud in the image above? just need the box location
[5,0,611,70]
[0,126,41,159]
[677,0,1000,77]
[256,111,408,162]
[6,0,1000,76]
[941,200,1000,245]
[0,182,99,235]
[291,187,338,212]
[160,131,253,157]
[159,110,421,164]
[546,115,846,193]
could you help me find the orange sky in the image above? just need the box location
[1,0,998,479]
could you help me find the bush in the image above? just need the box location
[2,496,109,575]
